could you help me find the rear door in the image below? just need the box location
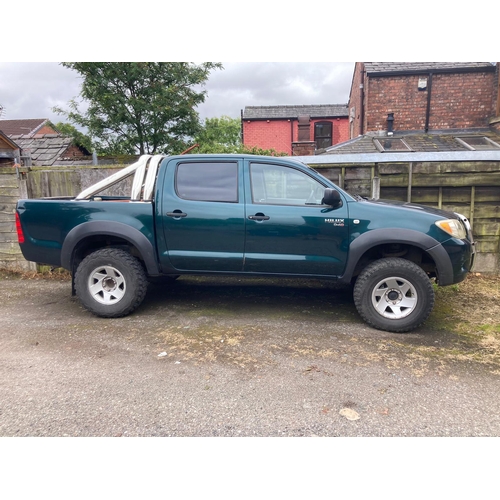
[243,160,349,276]
[159,158,245,272]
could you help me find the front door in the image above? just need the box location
[243,161,349,277]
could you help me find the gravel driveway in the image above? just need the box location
[1,273,500,437]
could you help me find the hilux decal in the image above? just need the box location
[325,218,345,226]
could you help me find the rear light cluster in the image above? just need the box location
[15,212,25,244]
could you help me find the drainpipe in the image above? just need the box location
[360,66,365,135]
[240,109,244,145]
[496,63,500,117]
[425,72,433,133]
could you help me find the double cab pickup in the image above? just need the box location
[15,154,475,332]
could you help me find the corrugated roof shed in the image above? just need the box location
[243,104,348,120]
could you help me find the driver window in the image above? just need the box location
[250,163,325,206]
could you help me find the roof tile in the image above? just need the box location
[243,104,348,120]
[364,62,495,74]
[0,118,50,136]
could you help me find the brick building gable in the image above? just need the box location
[242,104,349,155]
[348,62,498,137]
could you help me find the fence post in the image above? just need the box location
[470,186,475,230]
[407,162,413,202]
[372,176,380,199]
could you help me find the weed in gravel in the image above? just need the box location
[0,267,71,281]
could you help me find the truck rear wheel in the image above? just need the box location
[353,258,434,333]
[75,248,148,318]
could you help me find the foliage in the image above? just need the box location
[240,145,287,157]
[53,62,222,155]
[53,122,93,153]
[192,115,287,156]
[194,116,241,153]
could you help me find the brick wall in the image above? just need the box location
[364,70,497,133]
[429,72,497,129]
[243,120,293,154]
[331,117,350,144]
[34,124,58,136]
[62,145,87,158]
[366,74,429,131]
[348,62,364,137]
[348,64,498,136]
[291,142,315,156]
[243,117,349,154]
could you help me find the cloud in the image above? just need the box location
[0,62,355,125]
[0,62,81,121]
[197,62,354,120]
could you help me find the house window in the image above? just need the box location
[314,122,333,149]
[373,137,413,152]
[455,136,500,151]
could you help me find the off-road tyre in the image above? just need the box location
[353,258,435,333]
[74,248,148,318]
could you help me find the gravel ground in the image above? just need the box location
[1,272,500,438]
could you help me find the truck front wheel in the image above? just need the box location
[75,248,148,318]
[353,258,434,333]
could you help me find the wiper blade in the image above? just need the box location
[353,194,366,201]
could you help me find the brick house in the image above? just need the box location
[241,104,349,156]
[0,118,58,137]
[0,118,92,166]
[348,62,498,138]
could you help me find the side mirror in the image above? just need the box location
[322,188,342,208]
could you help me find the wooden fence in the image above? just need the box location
[0,167,31,269]
[0,165,125,270]
[1,154,499,273]
[303,151,500,274]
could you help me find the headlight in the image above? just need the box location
[435,219,467,239]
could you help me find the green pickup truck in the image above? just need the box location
[15,154,475,332]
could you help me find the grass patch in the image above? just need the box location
[0,267,71,281]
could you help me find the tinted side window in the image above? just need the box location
[176,162,238,202]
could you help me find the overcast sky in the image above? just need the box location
[0,62,355,126]
[0,1,492,130]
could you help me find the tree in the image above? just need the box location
[194,116,242,153]
[193,115,287,156]
[53,62,222,155]
[53,122,93,153]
